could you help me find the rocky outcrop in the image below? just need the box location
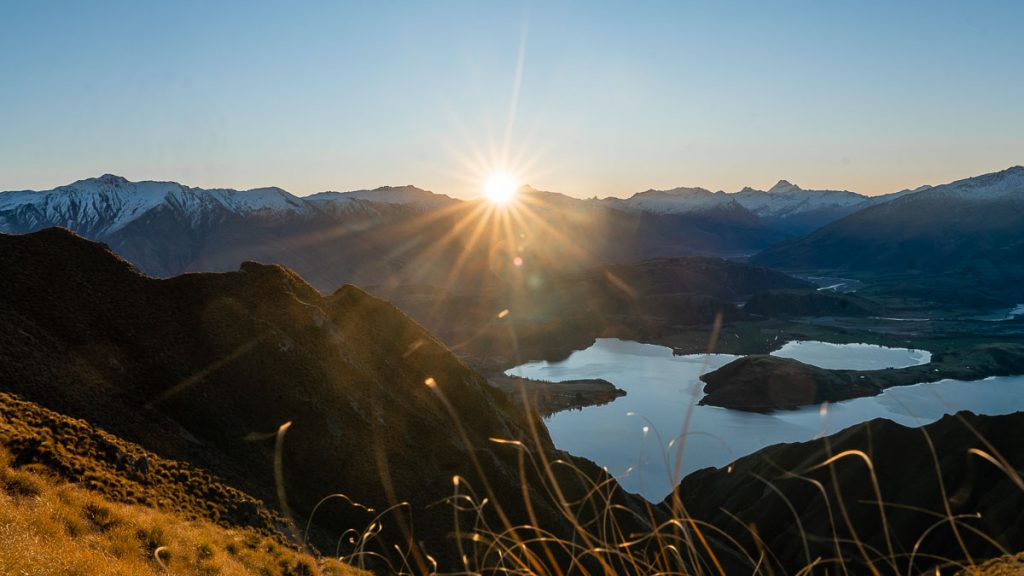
[700,343,1024,411]
[698,355,882,410]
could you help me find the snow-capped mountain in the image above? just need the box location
[735,180,864,214]
[734,181,886,234]
[0,174,314,236]
[903,166,1024,202]
[0,175,467,288]
[600,180,909,234]
[0,174,796,290]
[604,187,737,214]
[307,185,455,208]
[0,175,457,237]
[754,165,1024,283]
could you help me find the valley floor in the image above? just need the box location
[483,313,1024,414]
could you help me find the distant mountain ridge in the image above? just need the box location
[0,172,919,244]
[1,168,1012,298]
[0,174,453,236]
[753,165,1024,304]
[600,179,915,234]
[307,184,456,207]
[0,174,791,291]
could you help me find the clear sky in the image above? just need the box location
[2,1,1023,198]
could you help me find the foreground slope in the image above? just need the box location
[0,228,644,568]
[675,411,1024,574]
[0,446,361,576]
[0,391,281,536]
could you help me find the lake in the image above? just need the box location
[770,340,930,369]
[507,338,1024,501]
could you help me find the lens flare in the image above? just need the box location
[483,173,519,204]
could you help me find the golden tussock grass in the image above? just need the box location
[0,450,366,576]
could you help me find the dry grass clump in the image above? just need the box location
[0,391,280,535]
[0,450,364,576]
[960,553,1024,576]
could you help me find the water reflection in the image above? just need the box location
[508,338,1024,501]
[770,340,930,369]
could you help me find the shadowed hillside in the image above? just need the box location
[0,227,650,570]
[0,391,281,537]
[674,411,1024,575]
[382,256,810,371]
[753,167,1024,306]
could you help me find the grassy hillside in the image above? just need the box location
[0,447,363,576]
[0,391,281,536]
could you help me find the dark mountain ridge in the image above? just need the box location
[758,166,1024,269]
[675,411,1024,574]
[0,227,649,568]
[753,166,1024,304]
[599,178,913,234]
[383,255,811,371]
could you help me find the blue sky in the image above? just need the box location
[2,1,1022,198]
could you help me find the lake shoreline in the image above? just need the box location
[506,337,1024,500]
[487,374,626,416]
[700,342,1024,411]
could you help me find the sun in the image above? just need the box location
[483,172,519,204]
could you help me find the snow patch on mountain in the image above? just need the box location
[733,181,868,218]
[0,175,315,235]
[214,186,310,213]
[607,187,739,214]
[309,185,454,207]
[908,166,1024,202]
[0,176,464,238]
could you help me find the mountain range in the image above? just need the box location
[3,166,1022,310]
[755,165,1024,305]
[600,179,918,234]
[0,174,791,291]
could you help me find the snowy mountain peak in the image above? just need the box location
[0,177,317,236]
[644,186,714,197]
[767,180,801,194]
[908,165,1024,202]
[310,185,453,206]
[614,186,737,215]
[94,174,130,185]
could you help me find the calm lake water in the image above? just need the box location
[507,338,1024,501]
[771,340,930,369]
